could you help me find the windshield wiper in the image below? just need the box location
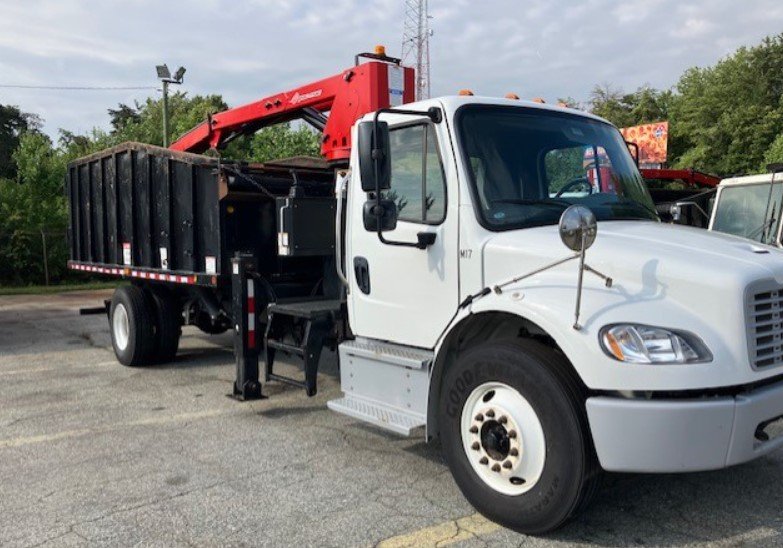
[492,198,572,208]
[590,196,659,219]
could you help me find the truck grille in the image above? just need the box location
[748,288,783,369]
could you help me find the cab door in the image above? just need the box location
[347,118,459,349]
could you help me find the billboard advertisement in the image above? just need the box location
[620,121,668,167]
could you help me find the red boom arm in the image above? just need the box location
[170,57,415,163]
[640,168,721,188]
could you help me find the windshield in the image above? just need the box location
[457,105,658,230]
[712,182,783,245]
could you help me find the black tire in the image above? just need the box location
[148,285,182,363]
[438,339,601,535]
[109,285,156,367]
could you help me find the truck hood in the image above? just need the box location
[481,220,783,390]
[483,220,783,292]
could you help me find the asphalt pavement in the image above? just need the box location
[2,289,783,547]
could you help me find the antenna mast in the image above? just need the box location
[402,0,432,100]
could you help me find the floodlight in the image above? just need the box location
[156,64,171,79]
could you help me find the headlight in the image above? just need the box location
[600,324,712,364]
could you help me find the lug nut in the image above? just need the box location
[471,442,480,451]
[475,413,484,422]
[479,456,489,465]
[508,429,517,439]
[498,415,507,424]
[503,460,512,469]
[509,448,519,457]
[485,409,495,418]
[469,425,478,434]
[491,463,501,472]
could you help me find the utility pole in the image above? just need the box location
[402,0,432,101]
[155,64,186,147]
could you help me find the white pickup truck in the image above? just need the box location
[709,171,783,246]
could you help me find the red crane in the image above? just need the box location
[170,48,415,163]
[640,168,721,188]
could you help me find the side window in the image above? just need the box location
[386,124,446,224]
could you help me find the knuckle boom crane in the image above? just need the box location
[170,48,415,162]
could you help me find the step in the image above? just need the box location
[327,395,425,437]
[268,299,343,320]
[340,338,433,370]
[266,340,305,355]
[267,373,307,390]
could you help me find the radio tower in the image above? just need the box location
[402,0,432,100]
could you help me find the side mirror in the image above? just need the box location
[626,141,640,168]
[559,205,597,252]
[358,121,391,192]
[363,199,398,232]
[670,203,683,223]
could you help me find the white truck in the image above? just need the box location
[67,49,783,534]
[709,170,783,246]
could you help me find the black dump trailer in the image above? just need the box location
[66,142,344,398]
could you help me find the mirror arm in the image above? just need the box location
[371,106,442,250]
[673,200,709,219]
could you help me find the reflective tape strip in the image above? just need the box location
[247,279,256,349]
[68,263,200,285]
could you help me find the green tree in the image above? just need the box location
[0,132,69,285]
[0,105,42,179]
[589,84,669,128]
[763,134,783,169]
[668,33,783,175]
[246,123,320,162]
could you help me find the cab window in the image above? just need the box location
[386,124,446,224]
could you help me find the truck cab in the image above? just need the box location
[709,172,783,246]
[340,96,783,532]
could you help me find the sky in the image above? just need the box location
[1,0,782,139]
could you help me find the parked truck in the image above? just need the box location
[67,47,783,534]
[706,168,783,245]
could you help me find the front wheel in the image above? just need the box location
[438,339,600,534]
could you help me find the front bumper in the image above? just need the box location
[586,379,783,472]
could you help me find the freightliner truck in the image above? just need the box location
[67,47,783,534]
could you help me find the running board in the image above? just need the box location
[327,396,425,436]
[339,338,432,370]
[327,337,432,437]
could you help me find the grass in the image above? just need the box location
[0,281,120,296]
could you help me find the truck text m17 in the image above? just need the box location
[67,48,783,534]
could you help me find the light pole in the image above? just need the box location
[155,64,186,147]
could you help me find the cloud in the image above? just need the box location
[0,0,781,138]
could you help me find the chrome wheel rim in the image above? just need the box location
[460,381,546,495]
[112,303,130,351]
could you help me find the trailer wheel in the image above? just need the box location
[148,286,182,363]
[110,285,155,366]
[438,339,600,534]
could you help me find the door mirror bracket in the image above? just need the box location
[357,106,445,250]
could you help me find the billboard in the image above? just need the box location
[620,121,668,167]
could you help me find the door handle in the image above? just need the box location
[353,257,371,294]
[416,232,437,249]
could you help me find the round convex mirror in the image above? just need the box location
[559,205,597,251]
